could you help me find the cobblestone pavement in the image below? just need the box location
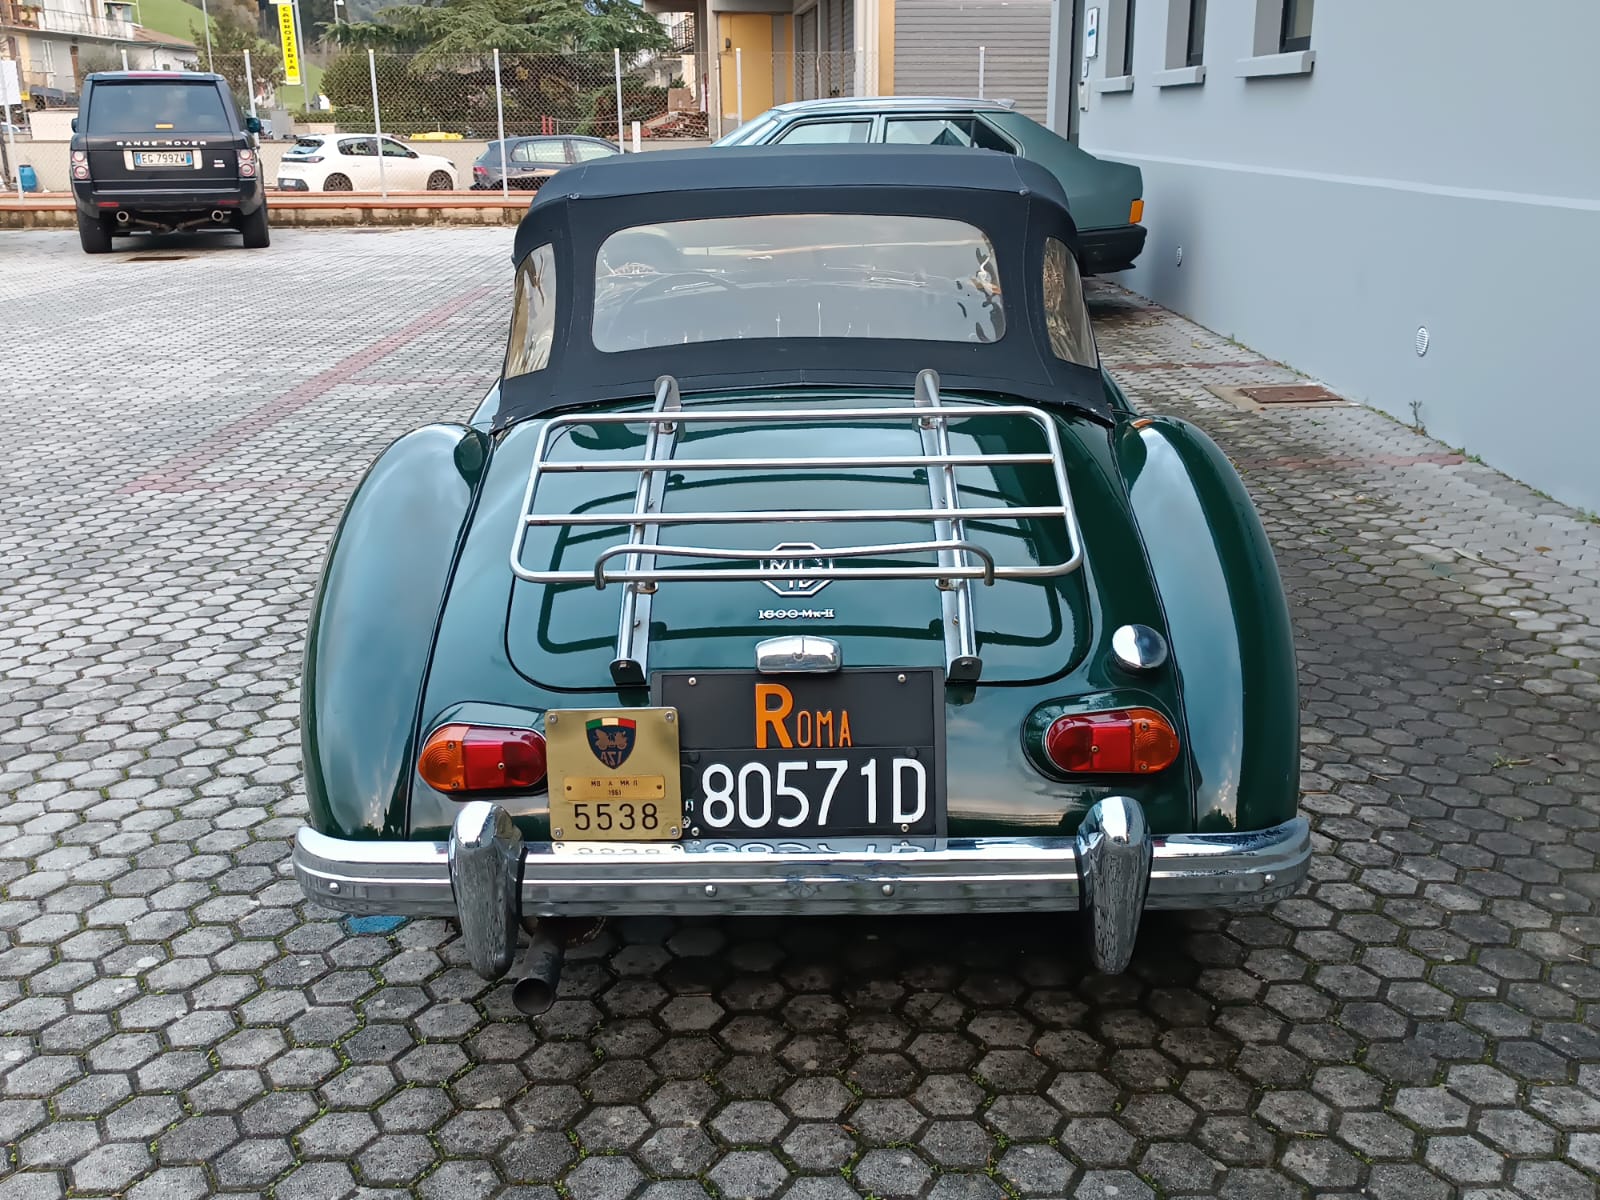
[1,227,1598,1200]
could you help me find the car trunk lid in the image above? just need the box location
[503,390,1103,689]
[82,78,240,186]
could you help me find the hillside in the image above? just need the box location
[134,0,209,44]
[137,0,325,100]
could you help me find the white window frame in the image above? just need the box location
[1154,0,1207,87]
[1091,0,1137,93]
[1237,0,1316,78]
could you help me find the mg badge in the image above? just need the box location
[586,717,637,767]
[763,542,833,598]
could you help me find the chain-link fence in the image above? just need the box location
[218,49,702,141]
[3,40,1007,195]
[201,47,707,194]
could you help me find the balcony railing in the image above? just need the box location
[11,5,136,39]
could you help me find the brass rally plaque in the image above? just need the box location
[545,707,682,841]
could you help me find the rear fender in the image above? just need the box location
[1115,417,1299,832]
[302,423,490,840]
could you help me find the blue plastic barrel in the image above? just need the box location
[18,164,38,192]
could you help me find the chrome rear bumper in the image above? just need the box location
[294,799,1311,977]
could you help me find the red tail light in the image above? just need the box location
[1043,708,1179,775]
[419,724,547,793]
[473,166,489,179]
[238,148,256,177]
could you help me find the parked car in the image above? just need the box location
[291,145,1306,1011]
[275,134,458,191]
[68,71,268,254]
[715,97,1146,275]
[471,135,619,191]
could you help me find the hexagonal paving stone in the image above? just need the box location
[3,234,1600,1200]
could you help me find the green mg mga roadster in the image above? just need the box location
[293,146,1309,1011]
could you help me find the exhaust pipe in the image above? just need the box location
[115,210,130,224]
[510,923,564,1016]
[210,210,226,224]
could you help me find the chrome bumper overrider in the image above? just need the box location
[294,798,1311,977]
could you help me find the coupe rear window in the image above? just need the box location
[86,81,231,134]
[592,214,1005,352]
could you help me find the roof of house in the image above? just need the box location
[132,26,198,50]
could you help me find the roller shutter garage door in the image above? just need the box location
[893,0,1050,121]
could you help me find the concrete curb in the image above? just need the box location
[1,191,532,230]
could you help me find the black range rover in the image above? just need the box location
[70,71,269,254]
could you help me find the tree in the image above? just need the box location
[194,2,284,105]
[317,0,673,136]
[335,0,671,66]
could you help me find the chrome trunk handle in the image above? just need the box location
[755,635,843,674]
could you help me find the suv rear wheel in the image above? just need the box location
[77,212,112,255]
[241,204,270,249]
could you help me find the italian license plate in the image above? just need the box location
[544,707,683,841]
[134,151,193,167]
[654,669,945,838]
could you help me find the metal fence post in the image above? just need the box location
[735,48,743,124]
[368,49,387,198]
[614,48,625,151]
[493,48,508,199]
[292,0,310,112]
[631,120,640,152]
[978,46,986,99]
[121,49,129,70]
[243,49,256,118]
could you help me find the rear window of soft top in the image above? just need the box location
[87,81,232,135]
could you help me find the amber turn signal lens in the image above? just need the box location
[1129,199,1145,224]
[1043,707,1179,774]
[418,723,548,794]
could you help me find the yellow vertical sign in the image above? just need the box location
[278,3,302,87]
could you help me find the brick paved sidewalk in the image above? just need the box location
[0,228,1596,1200]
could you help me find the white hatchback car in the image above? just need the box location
[276,134,459,192]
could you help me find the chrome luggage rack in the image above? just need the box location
[509,369,1086,686]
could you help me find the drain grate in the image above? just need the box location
[1238,384,1343,405]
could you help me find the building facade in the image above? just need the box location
[650,0,1052,136]
[1049,0,1600,513]
[1,0,197,108]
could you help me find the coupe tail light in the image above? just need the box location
[1043,708,1179,775]
[419,724,548,793]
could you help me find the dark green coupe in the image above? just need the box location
[293,146,1308,1011]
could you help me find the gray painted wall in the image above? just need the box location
[1055,0,1600,513]
[895,0,1052,121]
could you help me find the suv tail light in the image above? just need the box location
[1043,708,1179,775]
[71,150,86,163]
[418,724,548,794]
[238,148,256,177]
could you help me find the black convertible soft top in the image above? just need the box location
[494,145,1109,427]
